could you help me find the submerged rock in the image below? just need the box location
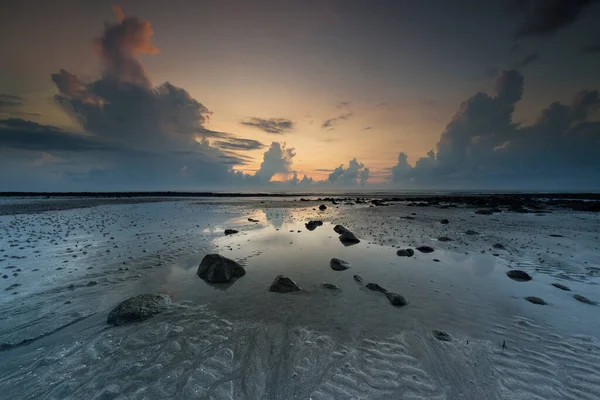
[551,283,571,291]
[506,270,532,282]
[322,282,340,290]
[319,204,327,211]
[305,220,323,231]
[107,293,171,326]
[366,283,387,293]
[438,237,452,242]
[493,243,505,250]
[333,225,351,235]
[269,275,301,293]
[465,230,480,235]
[416,246,435,253]
[339,231,360,245]
[330,258,351,271]
[525,296,546,305]
[197,254,246,283]
[353,274,363,283]
[573,294,597,305]
[433,330,452,342]
[385,292,408,307]
[396,248,415,257]
[440,219,449,224]
[224,229,239,235]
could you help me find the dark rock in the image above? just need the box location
[107,293,171,326]
[433,330,452,341]
[551,283,571,291]
[465,230,480,235]
[493,243,505,250]
[86,281,98,287]
[549,234,564,238]
[385,292,408,307]
[353,274,363,283]
[339,231,360,245]
[396,248,415,257]
[224,229,239,235]
[330,258,351,271]
[305,220,323,231]
[333,225,350,235]
[525,296,546,305]
[416,246,434,253]
[440,219,449,224]
[269,275,301,293]
[438,237,452,242]
[475,209,494,215]
[197,254,246,283]
[322,283,340,290]
[506,270,532,281]
[319,204,327,211]
[5,283,20,291]
[366,283,387,293]
[573,294,597,305]
[247,218,259,223]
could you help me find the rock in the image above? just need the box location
[385,292,408,307]
[525,296,546,305]
[333,225,350,235]
[416,246,434,253]
[319,204,327,211]
[438,237,452,242]
[248,218,259,223]
[5,283,20,291]
[322,283,340,290]
[433,330,452,341]
[573,294,597,305]
[492,243,505,250]
[224,229,239,235]
[549,234,564,237]
[440,219,449,224]
[86,281,98,287]
[353,274,363,283]
[506,270,532,281]
[366,283,387,293]
[465,230,479,235]
[197,254,246,283]
[107,293,171,326]
[330,258,351,271]
[305,220,323,231]
[269,275,301,293]
[475,209,494,215]
[339,231,360,245]
[551,283,571,291]
[396,248,415,257]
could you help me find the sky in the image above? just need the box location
[1,0,599,191]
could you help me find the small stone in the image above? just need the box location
[353,274,363,283]
[440,219,449,224]
[551,283,571,291]
[465,230,479,235]
[416,246,434,253]
[506,270,532,281]
[525,296,546,305]
[438,237,452,242]
[224,229,239,235]
[305,221,323,231]
[573,294,597,305]
[475,209,494,215]
[396,248,415,257]
[322,283,340,290]
[366,283,387,293]
[433,330,452,341]
[319,204,327,211]
[339,231,360,245]
[107,293,171,326]
[333,225,351,235]
[330,258,350,271]
[493,243,505,250]
[269,275,301,293]
[385,292,408,307]
[86,281,98,287]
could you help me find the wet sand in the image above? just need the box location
[1,196,599,399]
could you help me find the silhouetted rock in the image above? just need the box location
[433,330,452,341]
[416,246,434,253]
[573,294,597,305]
[248,218,259,222]
[552,283,571,291]
[440,219,449,224]
[333,225,350,235]
[330,258,351,271]
[339,231,360,245]
[525,296,546,305]
[438,237,452,242]
[385,292,408,307]
[197,254,246,283]
[396,248,415,257]
[305,220,323,231]
[269,275,301,293]
[224,229,238,235]
[319,204,327,211]
[107,293,171,326]
[506,270,532,281]
[366,283,387,293]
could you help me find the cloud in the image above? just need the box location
[389,70,600,189]
[0,94,25,109]
[254,142,296,182]
[321,102,353,129]
[582,43,600,53]
[240,117,294,134]
[327,158,370,185]
[515,52,540,68]
[361,126,373,131]
[213,138,265,151]
[511,0,599,37]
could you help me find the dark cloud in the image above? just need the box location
[0,94,25,109]
[213,138,265,151]
[254,142,295,181]
[240,117,294,134]
[362,126,373,131]
[390,70,600,189]
[582,43,600,53]
[322,101,353,129]
[328,158,370,186]
[511,0,599,37]
[515,52,540,68]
